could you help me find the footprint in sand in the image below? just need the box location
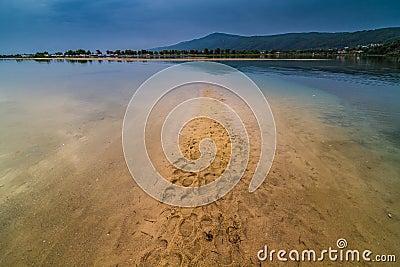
[182,177,193,187]
[160,251,184,266]
[214,230,233,265]
[178,213,197,240]
[140,248,162,266]
[200,215,213,233]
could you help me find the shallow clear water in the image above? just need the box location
[225,59,400,158]
[0,57,399,177]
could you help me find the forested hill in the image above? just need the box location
[152,27,400,51]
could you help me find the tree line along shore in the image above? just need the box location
[1,40,400,59]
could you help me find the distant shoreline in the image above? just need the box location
[1,57,332,62]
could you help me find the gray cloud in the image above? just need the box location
[0,0,399,54]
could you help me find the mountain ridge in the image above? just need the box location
[151,27,400,51]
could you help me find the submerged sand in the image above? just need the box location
[0,84,399,266]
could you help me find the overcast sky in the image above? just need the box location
[1,0,399,54]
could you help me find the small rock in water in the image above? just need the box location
[388,213,392,219]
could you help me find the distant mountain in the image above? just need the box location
[152,27,400,51]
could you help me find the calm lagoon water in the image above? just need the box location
[227,59,400,152]
[0,57,399,184]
